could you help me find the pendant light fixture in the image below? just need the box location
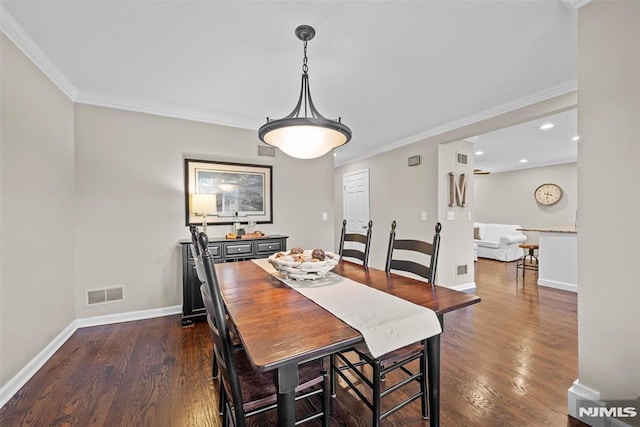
[258,25,352,159]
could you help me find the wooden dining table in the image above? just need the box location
[214,259,481,427]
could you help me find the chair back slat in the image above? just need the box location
[343,233,369,245]
[385,221,442,283]
[197,232,247,427]
[200,284,216,324]
[338,219,373,267]
[341,249,367,261]
[392,239,433,255]
[388,259,431,280]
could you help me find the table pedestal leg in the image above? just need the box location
[274,364,298,427]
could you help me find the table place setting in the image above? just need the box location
[253,256,442,358]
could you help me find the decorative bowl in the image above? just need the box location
[268,249,339,280]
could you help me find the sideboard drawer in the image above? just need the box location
[257,240,282,254]
[208,244,222,258]
[186,243,221,260]
[224,243,253,257]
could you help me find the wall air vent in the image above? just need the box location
[258,145,276,157]
[456,152,468,165]
[86,286,125,306]
[456,264,468,276]
[408,155,421,166]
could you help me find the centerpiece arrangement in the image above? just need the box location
[268,247,339,280]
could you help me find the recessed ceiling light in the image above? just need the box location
[475,151,484,156]
[519,159,528,163]
[539,123,555,130]
[572,136,580,141]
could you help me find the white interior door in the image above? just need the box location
[343,169,370,234]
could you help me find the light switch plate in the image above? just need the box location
[421,211,427,221]
[467,211,472,220]
[447,211,456,221]
[322,212,328,221]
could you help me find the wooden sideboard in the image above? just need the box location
[179,234,288,326]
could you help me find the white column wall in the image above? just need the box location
[574,0,640,401]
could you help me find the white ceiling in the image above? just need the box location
[1,1,577,167]
[473,108,578,173]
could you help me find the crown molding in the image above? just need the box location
[0,5,78,100]
[560,0,593,10]
[334,80,577,167]
[0,4,261,131]
[75,92,257,130]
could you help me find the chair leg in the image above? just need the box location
[330,354,337,397]
[219,383,225,416]
[373,359,381,427]
[212,351,219,380]
[222,395,229,427]
[211,351,218,380]
[322,371,331,427]
[420,345,429,419]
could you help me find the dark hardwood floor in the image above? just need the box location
[0,259,577,426]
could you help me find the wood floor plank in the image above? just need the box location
[0,258,577,426]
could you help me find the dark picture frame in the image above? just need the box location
[184,159,273,226]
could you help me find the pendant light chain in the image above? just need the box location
[302,40,308,74]
[302,40,309,117]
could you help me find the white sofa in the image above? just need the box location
[474,223,527,262]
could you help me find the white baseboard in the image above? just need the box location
[568,380,635,427]
[0,319,78,408]
[75,305,181,328]
[568,379,601,418]
[538,278,578,293]
[448,282,477,292]
[0,305,182,408]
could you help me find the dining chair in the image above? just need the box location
[189,226,215,371]
[191,225,244,416]
[385,220,442,282]
[197,232,330,427]
[338,219,373,267]
[331,221,442,426]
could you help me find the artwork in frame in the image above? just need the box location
[184,159,273,226]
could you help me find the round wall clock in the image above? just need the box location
[534,183,563,206]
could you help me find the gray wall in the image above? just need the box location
[73,104,336,319]
[577,2,639,399]
[334,141,439,274]
[474,162,577,244]
[0,34,76,385]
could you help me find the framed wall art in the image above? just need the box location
[184,159,273,226]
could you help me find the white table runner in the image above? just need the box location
[252,258,442,358]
